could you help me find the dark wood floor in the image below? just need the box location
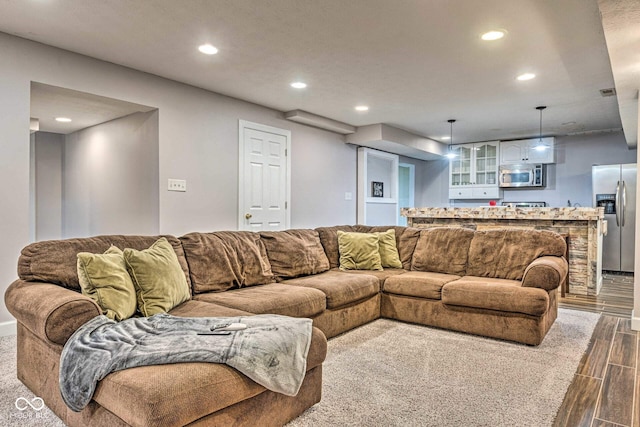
[559,272,635,318]
[555,273,638,426]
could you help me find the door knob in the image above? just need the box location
[245,213,252,219]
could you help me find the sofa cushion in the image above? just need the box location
[315,225,357,269]
[193,283,326,318]
[92,326,327,427]
[383,271,461,300]
[18,235,190,291]
[168,300,254,318]
[397,227,421,270]
[466,229,567,280]
[329,267,406,287]
[76,246,137,321]
[442,276,549,316]
[282,270,380,309]
[180,231,275,294]
[375,229,403,268]
[124,237,191,316]
[354,225,420,270]
[337,231,383,271]
[411,227,475,275]
[260,229,330,279]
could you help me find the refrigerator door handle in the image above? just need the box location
[615,181,620,226]
[621,180,627,227]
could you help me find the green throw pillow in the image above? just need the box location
[337,231,383,271]
[376,229,403,269]
[123,237,191,317]
[77,246,137,321]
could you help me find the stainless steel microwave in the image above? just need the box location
[499,164,545,188]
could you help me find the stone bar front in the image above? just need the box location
[402,207,606,296]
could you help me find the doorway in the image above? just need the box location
[398,163,415,226]
[238,120,291,231]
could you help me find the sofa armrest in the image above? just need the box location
[521,256,568,292]
[5,279,100,346]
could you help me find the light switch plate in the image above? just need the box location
[345,192,352,200]
[168,179,186,192]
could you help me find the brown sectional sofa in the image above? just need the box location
[4,225,568,426]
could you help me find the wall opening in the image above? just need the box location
[398,163,415,226]
[30,82,159,240]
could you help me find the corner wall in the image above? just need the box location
[63,111,160,237]
[34,132,64,241]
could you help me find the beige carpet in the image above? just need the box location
[288,308,599,426]
[0,308,598,426]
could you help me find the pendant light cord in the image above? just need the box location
[536,106,546,142]
[448,119,456,151]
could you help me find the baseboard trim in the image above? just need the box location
[0,320,17,337]
[632,310,640,332]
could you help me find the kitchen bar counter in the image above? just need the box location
[403,207,606,295]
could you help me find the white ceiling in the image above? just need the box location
[31,82,155,134]
[2,0,635,146]
[598,0,640,148]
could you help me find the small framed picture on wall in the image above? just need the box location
[371,181,384,197]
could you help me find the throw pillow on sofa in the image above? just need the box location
[411,227,475,275]
[77,245,137,321]
[179,231,275,293]
[375,229,403,269]
[260,229,330,279]
[123,237,191,316]
[337,231,383,271]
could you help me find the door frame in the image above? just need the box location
[398,162,415,225]
[238,120,291,230]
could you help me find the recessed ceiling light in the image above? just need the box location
[290,82,307,89]
[355,105,369,112]
[481,30,506,41]
[198,44,218,55]
[55,117,72,122]
[441,136,451,140]
[516,73,536,81]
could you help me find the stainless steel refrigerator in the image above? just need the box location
[592,164,636,272]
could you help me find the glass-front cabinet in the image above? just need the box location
[474,143,498,186]
[449,145,472,186]
[449,141,501,199]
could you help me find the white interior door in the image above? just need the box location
[238,121,290,231]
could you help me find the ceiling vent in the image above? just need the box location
[599,88,617,97]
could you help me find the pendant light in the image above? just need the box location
[534,106,547,151]
[446,119,457,159]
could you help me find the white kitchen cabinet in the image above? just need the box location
[449,141,502,199]
[499,137,555,164]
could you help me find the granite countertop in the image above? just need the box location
[402,206,605,221]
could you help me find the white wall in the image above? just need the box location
[63,111,160,237]
[420,132,637,207]
[34,132,64,241]
[289,126,357,229]
[0,32,356,324]
[634,100,640,331]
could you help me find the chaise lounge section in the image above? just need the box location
[4,225,567,426]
